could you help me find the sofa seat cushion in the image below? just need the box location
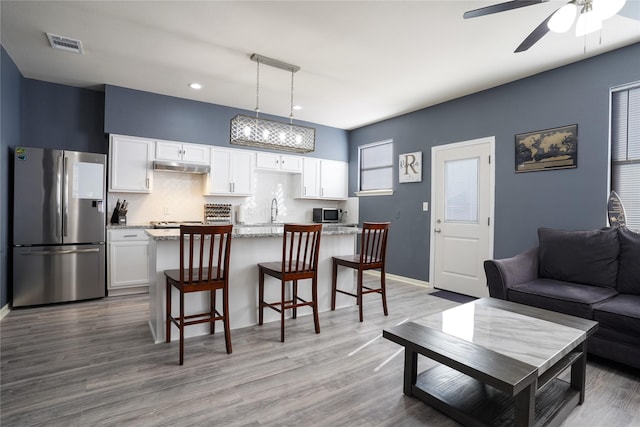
[616,227,640,295]
[508,278,618,319]
[593,294,640,336]
[538,227,620,289]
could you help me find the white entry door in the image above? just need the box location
[430,137,494,297]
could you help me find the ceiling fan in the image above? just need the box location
[463,0,628,52]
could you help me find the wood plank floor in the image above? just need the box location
[1,279,638,426]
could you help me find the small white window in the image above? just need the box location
[356,140,394,196]
[611,83,640,230]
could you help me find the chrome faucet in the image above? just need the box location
[270,198,278,223]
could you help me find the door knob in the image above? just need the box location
[435,228,441,233]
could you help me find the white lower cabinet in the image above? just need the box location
[108,229,150,294]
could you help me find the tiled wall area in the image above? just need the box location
[107,170,358,226]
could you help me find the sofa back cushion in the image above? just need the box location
[538,227,619,288]
[616,227,640,295]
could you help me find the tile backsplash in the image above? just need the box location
[107,170,357,226]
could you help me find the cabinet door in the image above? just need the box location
[255,152,280,171]
[302,157,321,198]
[109,241,149,288]
[109,135,152,192]
[155,141,183,161]
[280,155,303,173]
[231,150,255,195]
[181,143,210,164]
[208,148,233,194]
[320,160,348,200]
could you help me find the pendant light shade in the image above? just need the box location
[592,0,626,20]
[548,3,578,33]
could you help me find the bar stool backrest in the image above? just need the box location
[359,222,390,267]
[179,224,233,284]
[281,224,323,275]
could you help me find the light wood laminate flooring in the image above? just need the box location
[1,278,638,426]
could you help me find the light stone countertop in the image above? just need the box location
[145,224,359,240]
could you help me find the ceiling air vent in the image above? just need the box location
[46,33,84,54]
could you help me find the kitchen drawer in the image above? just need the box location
[108,229,149,242]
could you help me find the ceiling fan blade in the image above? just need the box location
[514,12,554,52]
[464,0,548,19]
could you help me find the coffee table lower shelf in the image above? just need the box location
[414,363,581,427]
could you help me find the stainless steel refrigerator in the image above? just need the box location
[12,147,107,307]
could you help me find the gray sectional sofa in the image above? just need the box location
[484,226,640,369]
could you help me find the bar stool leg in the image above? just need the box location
[292,280,298,319]
[381,267,388,316]
[357,269,364,322]
[331,259,338,310]
[210,289,216,335]
[312,276,320,334]
[165,278,171,343]
[223,287,232,354]
[258,268,264,326]
[179,290,185,365]
[280,279,286,342]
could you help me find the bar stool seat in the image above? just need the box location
[331,222,390,322]
[258,223,323,342]
[165,224,233,365]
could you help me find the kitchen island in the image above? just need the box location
[146,225,359,343]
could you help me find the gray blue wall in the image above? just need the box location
[104,85,349,161]
[349,42,640,282]
[1,47,23,307]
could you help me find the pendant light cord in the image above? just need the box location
[255,59,261,118]
[289,70,295,125]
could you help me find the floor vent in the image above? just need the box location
[46,33,83,54]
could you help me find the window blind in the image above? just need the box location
[359,141,393,191]
[611,85,640,229]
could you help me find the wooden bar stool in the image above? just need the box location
[165,224,233,365]
[331,222,390,322]
[258,223,322,342]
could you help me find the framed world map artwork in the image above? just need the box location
[515,124,578,173]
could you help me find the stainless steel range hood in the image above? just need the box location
[153,160,210,174]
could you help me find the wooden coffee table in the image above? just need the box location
[383,298,598,427]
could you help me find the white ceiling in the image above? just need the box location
[1,1,639,130]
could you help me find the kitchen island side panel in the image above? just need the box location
[148,232,357,343]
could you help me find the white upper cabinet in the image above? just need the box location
[255,152,303,173]
[109,134,153,193]
[155,140,210,164]
[292,158,348,200]
[320,159,348,200]
[205,148,254,196]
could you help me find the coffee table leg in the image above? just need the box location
[571,342,587,404]
[403,348,418,397]
[514,380,536,426]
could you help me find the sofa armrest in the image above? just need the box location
[483,247,539,300]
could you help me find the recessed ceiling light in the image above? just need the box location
[189,82,203,90]
[293,105,302,110]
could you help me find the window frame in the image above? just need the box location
[355,139,394,197]
[609,81,640,230]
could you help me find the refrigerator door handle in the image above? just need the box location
[56,155,63,239]
[63,156,69,237]
[23,248,101,256]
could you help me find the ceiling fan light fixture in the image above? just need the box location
[592,0,626,20]
[548,3,578,33]
[575,10,603,36]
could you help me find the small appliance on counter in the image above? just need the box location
[313,207,341,223]
[110,199,128,225]
[204,203,232,223]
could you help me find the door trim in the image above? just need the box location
[428,136,496,287]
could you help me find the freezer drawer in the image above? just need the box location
[13,244,106,307]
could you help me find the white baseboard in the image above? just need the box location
[0,302,11,321]
[364,270,431,288]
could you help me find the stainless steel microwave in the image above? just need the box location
[313,208,340,223]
